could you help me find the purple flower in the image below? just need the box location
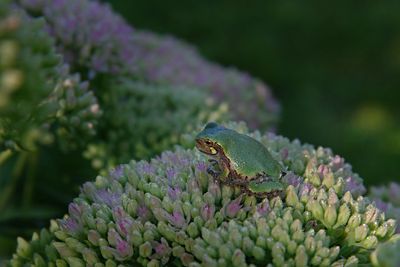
[166,168,177,184]
[113,207,133,237]
[68,202,82,220]
[115,239,132,259]
[137,204,151,221]
[167,186,181,201]
[317,165,329,179]
[283,172,302,187]
[389,183,400,205]
[19,0,279,129]
[168,211,186,228]
[201,204,216,221]
[225,197,242,218]
[136,161,156,177]
[345,176,366,197]
[196,162,208,173]
[374,199,388,213]
[109,165,124,180]
[256,200,271,217]
[330,155,344,171]
[58,217,82,237]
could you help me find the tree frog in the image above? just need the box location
[195,122,285,197]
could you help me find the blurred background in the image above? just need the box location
[106,0,400,185]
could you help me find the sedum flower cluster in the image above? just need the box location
[0,2,60,151]
[0,1,101,152]
[368,182,400,234]
[85,79,226,169]
[9,122,399,266]
[18,0,279,129]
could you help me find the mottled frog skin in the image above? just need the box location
[195,122,285,197]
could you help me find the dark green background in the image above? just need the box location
[106,0,400,185]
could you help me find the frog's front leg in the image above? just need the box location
[207,159,229,183]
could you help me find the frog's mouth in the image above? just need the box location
[195,139,218,155]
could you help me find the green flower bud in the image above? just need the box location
[231,229,243,248]
[307,200,324,221]
[185,238,196,253]
[322,171,335,189]
[335,203,351,228]
[139,241,152,258]
[82,248,99,265]
[295,245,308,267]
[66,257,85,267]
[310,255,322,266]
[206,246,218,259]
[304,236,316,255]
[309,173,321,187]
[54,230,69,241]
[333,177,345,195]
[347,214,362,229]
[249,246,264,261]
[231,249,246,266]
[316,247,330,258]
[386,219,397,238]
[157,222,176,242]
[172,245,185,257]
[131,230,143,247]
[292,230,305,243]
[15,237,32,258]
[96,218,108,235]
[290,219,303,233]
[55,259,68,267]
[287,240,297,255]
[202,254,218,267]
[53,242,77,258]
[87,230,101,246]
[272,242,286,266]
[363,205,378,225]
[324,204,337,228]
[182,202,192,219]
[242,236,255,254]
[256,218,270,237]
[33,254,46,267]
[360,235,378,249]
[256,236,267,249]
[344,255,359,267]
[99,246,113,260]
[218,244,233,260]
[66,237,86,252]
[180,253,195,266]
[354,224,369,242]
[192,244,207,261]
[329,246,340,261]
[187,222,200,238]
[147,259,160,267]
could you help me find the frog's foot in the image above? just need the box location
[246,179,285,199]
[206,160,230,184]
[243,187,284,199]
[207,165,221,180]
[224,177,249,187]
[253,173,274,183]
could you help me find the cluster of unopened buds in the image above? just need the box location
[9,123,399,266]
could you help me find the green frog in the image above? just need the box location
[195,122,285,197]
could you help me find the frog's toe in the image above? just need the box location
[207,167,220,178]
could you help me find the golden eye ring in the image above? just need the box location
[209,147,217,155]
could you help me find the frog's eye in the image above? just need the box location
[209,147,217,155]
[205,140,212,145]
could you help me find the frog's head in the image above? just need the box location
[195,122,225,156]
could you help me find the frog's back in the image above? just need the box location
[217,130,281,178]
